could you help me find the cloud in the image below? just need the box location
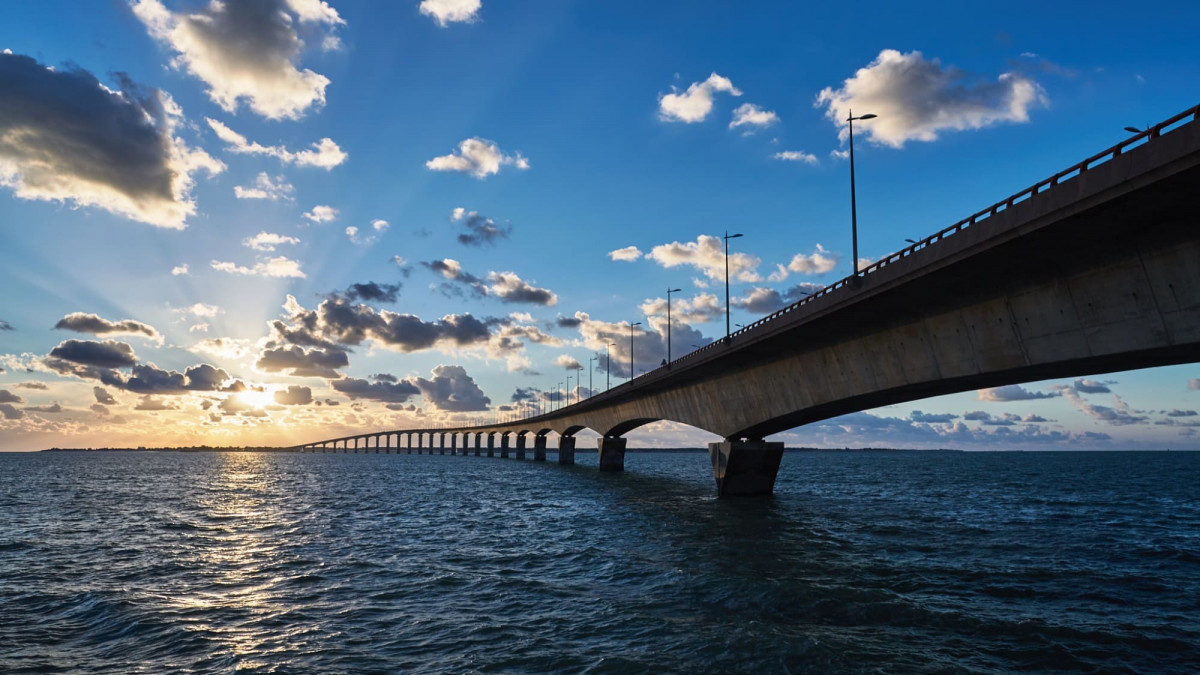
[413,364,490,411]
[274,385,313,406]
[346,219,388,245]
[26,403,64,414]
[815,49,1047,148]
[176,303,220,319]
[609,246,643,262]
[255,345,349,378]
[243,231,300,251]
[54,313,161,341]
[786,245,839,275]
[1055,386,1148,426]
[571,311,709,379]
[658,72,741,123]
[171,264,190,276]
[0,390,22,404]
[1166,409,1198,418]
[211,256,305,278]
[488,272,557,306]
[772,150,819,164]
[134,0,343,120]
[556,354,582,370]
[977,384,1059,402]
[43,339,237,395]
[555,315,583,329]
[13,382,48,390]
[729,103,778,131]
[732,283,823,313]
[647,235,760,282]
[909,410,958,423]
[0,52,223,229]
[0,403,23,420]
[0,320,12,330]
[134,394,178,411]
[451,208,511,246]
[48,339,138,369]
[302,205,339,223]
[207,119,347,169]
[234,172,294,200]
[332,376,420,403]
[1191,379,1200,391]
[338,282,401,304]
[419,0,481,26]
[1074,378,1112,394]
[426,138,529,179]
[963,410,991,421]
[93,387,117,405]
[639,293,722,325]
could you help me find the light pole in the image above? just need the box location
[567,373,573,407]
[847,109,877,276]
[605,342,614,391]
[665,287,682,364]
[577,365,585,403]
[629,321,641,381]
[558,382,563,410]
[588,356,595,397]
[723,232,743,339]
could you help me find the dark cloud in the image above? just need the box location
[1073,378,1112,394]
[977,384,1059,402]
[339,282,401,304]
[1022,414,1050,423]
[734,283,824,313]
[0,52,221,228]
[0,403,24,420]
[454,210,512,246]
[54,312,160,340]
[511,387,538,402]
[332,377,420,403]
[488,272,557,306]
[91,404,109,415]
[1166,409,1198,418]
[14,382,48,390]
[93,387,117,405]
[963,410,991,421]
[27,403,64,414]
[135,395,178,411]
[0,320,12,331]
[48,340,138,369]
[256,345,349,378]
[0,390,23,404]
[274,385,313,406]
[371,373,398,383]
[414,365,491,412]
[555,315,582,329]
[909,410,958,423]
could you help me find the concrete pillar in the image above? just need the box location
[708,441,785,497]
[559,436,576,465]
[515,434,527,460]
[487,433,495,457]
[534,435,547,462]
[474,433,482,456]
[597,436,625,471]
[374,436,380,453]
[500,433,510,459]
[450,433,458,456]
[407,432,413,454]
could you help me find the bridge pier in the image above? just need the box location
[597,436,625,471]
[449,433,458,456]
[500,434,510,459]
[487,433,495,457]
[708,441,785,497]
[534,435,547,461]
[439,433,446,455]
[558,436,575,465]
[474,433,482,456]
[516,434,527,460]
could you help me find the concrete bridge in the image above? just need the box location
[295,104,1200,496]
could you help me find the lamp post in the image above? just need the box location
[723,232,743,338]
[588,356,595,397]
[847,109,876,276]
[665,287,682,363]
[558,382,563,410]
[605,342,614,391]
[577,365,585,403]
[629,321,641,381]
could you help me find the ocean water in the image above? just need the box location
[0,449,1197,673]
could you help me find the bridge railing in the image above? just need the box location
[667,103,1200,369]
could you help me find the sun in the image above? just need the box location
[238,389,276,409]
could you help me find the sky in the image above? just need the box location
[1,0,1199,452]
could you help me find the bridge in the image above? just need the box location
[295,103,1200,496]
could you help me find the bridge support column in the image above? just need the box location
[487,434,495,457]
[500,434,510,459]
[597,436,625,471]
[439,433,446,455]
[708,441,785,497]
[534,435,547,461]
[474,434,482,456]
[449,433,458,456]
[558,436,576,465]
[516,434,527,460]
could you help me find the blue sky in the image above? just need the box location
[1,0,1198,451]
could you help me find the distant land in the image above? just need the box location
[33,446,965,453]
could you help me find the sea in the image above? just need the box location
[0,449,1197,673]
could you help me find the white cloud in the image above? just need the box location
[177,303,220,318]
[658,72,742,123]
[639,293,721,325]
[243,231,300,251]
[609,246,643,262]
[425,138,529,179]
[729,103,778,131]
[773,150,818,164]
[419,0,481,26]
[207,119,347,169]
[234,172,294,200]
[786,244,839,275]
[211,256,305,278]
[133,0,343,120]
[555,354,582,370]
[488,272,557,306]
[647,235,760,282]
[371,219,389,232]
[171,264,190,276]
[303,205,338,223]
[815,49,1047,148]
[0,53,223,229]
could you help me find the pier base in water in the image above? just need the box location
[558,436,575,465]
[597,437,626,472]
[708,441,784,496]
[516,434,527,460]
[534,435,547,461]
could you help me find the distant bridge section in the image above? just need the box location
[297,104,1200,496]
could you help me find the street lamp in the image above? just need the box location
[723,232,743,339]
[847,109,877,276]
[588,356,595,397]
[605,342,615,391]
[666,287,682,363]
[629,321,641,381]
[577,365,585,403]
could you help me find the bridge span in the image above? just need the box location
[296,104,1200,496]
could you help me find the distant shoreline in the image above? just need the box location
[33,446,962,453]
